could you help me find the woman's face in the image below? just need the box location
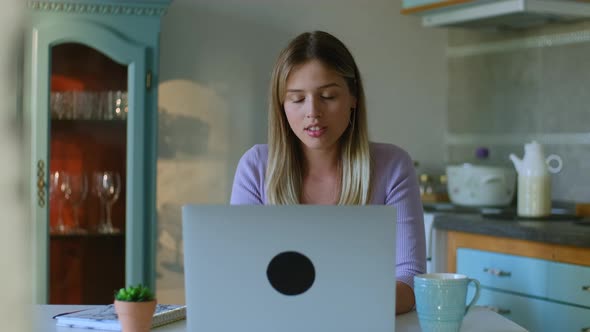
[283,60,357,154]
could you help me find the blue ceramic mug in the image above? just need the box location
[414,273,480,332]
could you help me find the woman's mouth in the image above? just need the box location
[305,125,327,138]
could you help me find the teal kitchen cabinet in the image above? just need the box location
[403,0,445,9]
[546,260,590,308]
[475,287,590,332]
[23,0,171,304]
[458,248,590,331]
[457,248,550,298]
[402,0,458,12]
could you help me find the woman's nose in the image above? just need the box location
[305,98,322,118]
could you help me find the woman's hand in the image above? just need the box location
[396,281,416,315]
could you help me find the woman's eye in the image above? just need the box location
[321,95,335,100]
[286,94,304,103]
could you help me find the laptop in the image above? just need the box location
[182,205,397,331]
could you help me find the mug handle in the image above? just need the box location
[465,278,481,315]
[546,154,563,174]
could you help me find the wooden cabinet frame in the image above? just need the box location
[446,231,590,272]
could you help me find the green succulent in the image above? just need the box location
[114,284,155,302]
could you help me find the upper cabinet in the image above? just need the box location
[23,0,171,304]
[401,0,590,29]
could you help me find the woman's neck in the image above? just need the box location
[302,145,340,177]
[300,144,342,205]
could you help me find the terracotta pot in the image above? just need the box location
[114,299,157,332]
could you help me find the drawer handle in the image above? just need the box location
[483,268,511,277]
[484,306,511,315]
[582,286,590,292]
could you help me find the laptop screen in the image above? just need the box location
[182,205,397,331]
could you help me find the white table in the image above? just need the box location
[34,305,527,331]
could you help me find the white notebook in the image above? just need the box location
[53,304,186,331]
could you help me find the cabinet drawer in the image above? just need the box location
[457,248,549,297]
[474,288,590,332]
[547,261,590,308]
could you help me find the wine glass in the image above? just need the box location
[50,91,73,119]
[49,171,68,233]
[62,172,88,234]
[93,171,121,234]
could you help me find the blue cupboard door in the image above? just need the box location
[543,300,590,332]
[475,286,590,332]
[25,19,153,304]
[476,288,545,332]
[546,261,590,308]
[457,248,550,298]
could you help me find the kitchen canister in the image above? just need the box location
[509,141,562,217]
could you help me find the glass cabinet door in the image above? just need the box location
[48,43,128,304]
[26,8,164,304]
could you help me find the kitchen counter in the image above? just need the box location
[433,213,590,248]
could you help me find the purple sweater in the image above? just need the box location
[230,142,426,289]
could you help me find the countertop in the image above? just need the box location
[433,213,590,248]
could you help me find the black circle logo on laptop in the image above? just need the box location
[266,251,315,296]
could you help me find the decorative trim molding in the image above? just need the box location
[27,1,168,16]
[447,30,590,58]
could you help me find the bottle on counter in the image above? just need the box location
[509,141,563,217]
[438,174,448,196]
[419,173,449,203]
[419,174,434,196]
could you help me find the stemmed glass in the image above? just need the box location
[93,171,121,234]
[49,171,67,233]
[62,172,88,234]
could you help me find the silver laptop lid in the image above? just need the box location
[182,205,397,331]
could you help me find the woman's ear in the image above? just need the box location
[349,96,357,110]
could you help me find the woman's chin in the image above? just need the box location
[300,139,339,152]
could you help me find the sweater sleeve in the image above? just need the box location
[230,146,265,205]
[385,149,426,290]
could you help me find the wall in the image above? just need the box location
[155,0,447,303]
[446,21,590,203]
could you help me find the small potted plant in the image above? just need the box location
[114,284,157,332]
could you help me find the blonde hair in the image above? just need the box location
[266,31,372,205]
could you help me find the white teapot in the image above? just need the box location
[509,141,562,217]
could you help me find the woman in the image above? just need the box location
[230,31,425,314]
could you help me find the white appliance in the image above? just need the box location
[424,212,449,273]
[416,0,590,29]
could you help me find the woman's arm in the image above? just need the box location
[384,147,427,315]
[396,281,416,314]
[230,145,266,205]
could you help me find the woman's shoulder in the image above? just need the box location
[369,142,417,196]
[369,141,415,178]
[369,142,412,163]
[240,144,269,163]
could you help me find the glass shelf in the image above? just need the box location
[50,232,125,238]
